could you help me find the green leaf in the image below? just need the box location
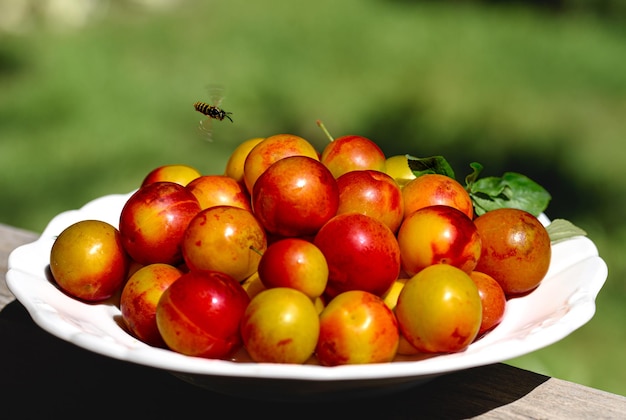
[467,171,551,217]
[407,155,455,178]
[464,162,483,186]
[546,218,587,244]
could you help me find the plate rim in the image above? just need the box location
[5,191,609,383]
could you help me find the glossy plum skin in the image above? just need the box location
[224,137,264,186]
[141,164,202,187]
[469,271,507,337]
[395,264,482,353]
[257,238,329,299]
[182,206,267,282]
[381,277,408,310]
[252,155,339,238]
[120,263,183,347]
[243,133,319,194]
[50,220,129,302]
[240,287,320,364]
[119,182,201,265]
[156,270,250,359]
[385,155,416,188]
[186,174,252,211]
[320,135,387,178]
[314,213,401,298]
[316,290,399,366]
[402,174,474,219]
[397,205,482,277]
[335,169,404,233]
[473,208,551,296]
[241,271,266,299]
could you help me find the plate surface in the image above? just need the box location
[6,192,608,400]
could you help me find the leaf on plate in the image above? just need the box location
[546,218,587,244]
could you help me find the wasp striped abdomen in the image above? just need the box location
[194,101,233,122]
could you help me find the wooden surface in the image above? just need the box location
[2,222,625,418]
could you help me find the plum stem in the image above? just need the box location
[249,246,264,256]
[316,119,334,142]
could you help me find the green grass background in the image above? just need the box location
[1,0,625,396]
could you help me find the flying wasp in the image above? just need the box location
[194,85,233,141]
[193,101,233,122]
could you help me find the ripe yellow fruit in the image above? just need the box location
[141,164,202,187]
[385,155,416,187]
[50,220,129,302]
[396,264,482,353]
[381,277,408,310]
[241,271,266,300]
[224,137,264,184]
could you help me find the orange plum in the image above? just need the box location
[241,287,320,364]
[314,213,401,299]
[469,271,507,337]
[402,174,473,219]
[397,205,481,277]
[120,263,183,347]
[335,169,404,233]
[474,208,551,296]
[251,155,339,238]
[118,182,201,265]
[186,174,252,211]
[50,220,129,302]
[243,133,319,194]
[320,135,386,178]
[257,238,329,299]
[182,206,267,282]
[224,137,265,186]
[316,290,399,366]
[156,270,250,359]
[396,264,482,353]
[141,164,202,187]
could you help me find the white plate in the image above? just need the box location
[6,192,608,400]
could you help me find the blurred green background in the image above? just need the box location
[1,0,625,396]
